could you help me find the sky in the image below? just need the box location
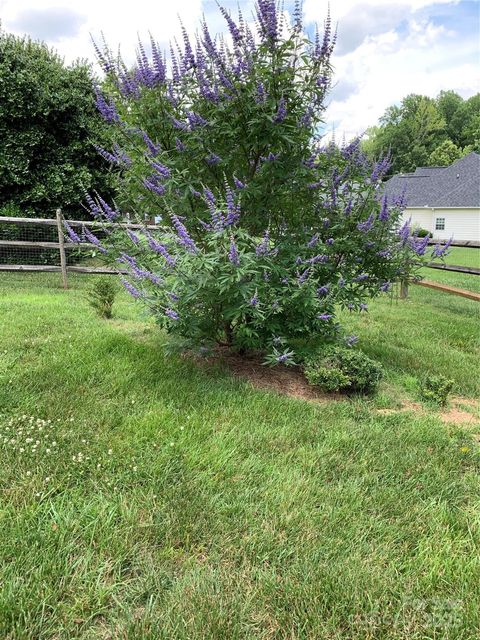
[1,0,479,140]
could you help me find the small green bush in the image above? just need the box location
[87,278,117,319]
[419,374,454,406]
[416,228,433,238]
[304,346,383,394]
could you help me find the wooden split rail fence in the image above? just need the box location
[1,214,478,300]
[0,211,159,288]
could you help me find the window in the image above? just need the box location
[435,217,445,231]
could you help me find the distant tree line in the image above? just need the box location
[363,91,480,175]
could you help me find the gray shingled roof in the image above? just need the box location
[384,152,480,207]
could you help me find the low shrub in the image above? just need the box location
[415,228,433,238]
[304,346,383,394]
[87,278,117,319]
[419,374,454,406]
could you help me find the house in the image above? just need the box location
[384,152,480,244]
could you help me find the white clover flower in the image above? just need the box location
[26,471,31,476]
[108,449,113,455]
[46,449,51,454]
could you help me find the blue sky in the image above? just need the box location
[1,0,478,139]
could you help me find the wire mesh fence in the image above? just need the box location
[0,211,159,288]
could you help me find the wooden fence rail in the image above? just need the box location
[0,210,159,288]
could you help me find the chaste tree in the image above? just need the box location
[69,0,449,363]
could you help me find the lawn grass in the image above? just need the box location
[0,272,479,639]
[442,247,480,269]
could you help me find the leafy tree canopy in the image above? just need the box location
[363,91,479,175]
[0,29,115,218]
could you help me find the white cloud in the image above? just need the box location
[304,0,461,23]
[1,0,204,63]
[325,18,478,140]
[0,0,477,142]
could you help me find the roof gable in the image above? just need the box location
[384,152,480,207]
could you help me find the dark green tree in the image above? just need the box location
[363,91,479,175]
[364,94,446,174]
[0,29,115,218]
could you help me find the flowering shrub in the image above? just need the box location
[73,1,451,362]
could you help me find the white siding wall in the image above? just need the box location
[401,208,480,242]
[401,208,432,231]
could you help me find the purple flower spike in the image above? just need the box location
[94,87,119,123]
[121,279,142,299]
[256,82,266,103]
[318,313,333,321]
[412,235,430,256]
[250,293,259,307]
[345,335,358,347]
[205,153,221,166]
[63,221,80,244]
[146,233,176,267]
[127,229,140,245]
[152,161,170,178]
[233,176,245,190]
[256,230,270,256]
[226,188,240,225]
[379,195,389,221]
[228,238,240,266]
[98,196,119,221]
[142,131,161,156]
[165,308,179,321]
[307,233,319,248]
[143,177,166,196]
[432,237,453,258]
[357,214,374,233]
[203,188,216,205]
[317,285,329,297]
[83,226,107,253]
[298,268,310,284]
[171,213,197,253]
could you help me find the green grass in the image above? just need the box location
[442,247,480,269]
[421,246,480,294]
[0,273,479,639]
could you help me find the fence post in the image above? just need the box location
[55,208,68,289]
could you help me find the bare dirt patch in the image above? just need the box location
[192,348,336,403]
[191,349,480,427]
[378,397,479,426]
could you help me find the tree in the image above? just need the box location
[0,30,115,218]
[363,90,479,174]
[69,1,445,362]
[428,139,463,166]
[366,95,447,174]
[436,90,464,146]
